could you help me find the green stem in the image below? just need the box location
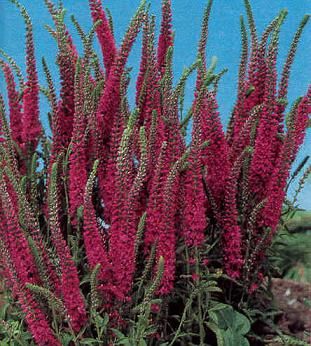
[195,248,205,345]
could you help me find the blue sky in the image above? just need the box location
[0,0,310,208]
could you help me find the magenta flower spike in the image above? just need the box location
[49,162,87,332]
[0,61,23,146]
[13,2,42,150]
[0,251,61,346]
[83,160,112,284]
[89,0,117,76]
[221,151,250,279]
[182,84,208,247]
[68,61,88,225]
[182,146,207,247]
[157,0,173,76]
[144,142,169,252]
[201,91,230,208]
[0,178,39,286]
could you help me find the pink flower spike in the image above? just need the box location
[157,0,173,76]
[89,0,117,76]
[18,4,41,149]
[0,60,23,146]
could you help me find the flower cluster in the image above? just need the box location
[0,0,309,344]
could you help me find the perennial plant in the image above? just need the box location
[0,0,310,344]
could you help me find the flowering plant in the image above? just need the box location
[0,0,309,344]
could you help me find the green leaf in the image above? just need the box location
[115,339,131,346]
[208,311,219,324]
[205,286,223,293]
[272,335,310,346]
[238,336,250,346]
[60,333,74,346]
[215,306,235,329]
[233,311,251,335]
[223,330,250,346]
[139,340,147,346]
[209,303,231,312]
[207,322,224,346]
[95,313,109,329]
[80,338,98,345]
[0,302,11,319]
[0,340,10,346]
[111,328,131,345]
[222,329,235,346]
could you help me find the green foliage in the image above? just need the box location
[207,304,251,346]
[0,294,36,346]
[272,225,311,283]
[0,320,35,346]
[270,335,310,346]
[272,160,311,283]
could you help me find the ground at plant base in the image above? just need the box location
[264,278,311,345]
